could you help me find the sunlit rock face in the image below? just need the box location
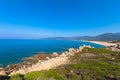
[68,48,75,52]
[0,70,6,76]
[51,52,59,57]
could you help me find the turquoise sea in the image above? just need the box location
[0,39,104,67]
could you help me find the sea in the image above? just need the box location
[0,39,104,67]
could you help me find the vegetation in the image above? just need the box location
[0,47,120,80]
[67,60,120,79]
[24,70,66,80]
[9,70,66,80]
[112,40,120,43]
[10,74,23,80]
[82,47,118,54]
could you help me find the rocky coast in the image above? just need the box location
[0,44,120,80]
[0,45,92,76]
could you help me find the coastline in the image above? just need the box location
[0,39,104,67]
[0,40,119,76]
[0,41,119,76]
[0,45,91,76]
[83,40,116,47]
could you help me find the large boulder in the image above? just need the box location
[0,71,6,76]
[68,48,75,52]
[51,52,59,57]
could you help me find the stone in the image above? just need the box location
[68,48,75,52]
[60,53,66,57]
[111,57,115,60]
[0,71,6,76]
[46,57,50,60]
[51,52,59,57]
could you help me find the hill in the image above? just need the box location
[43,32,120,41]
[92,33,120,41]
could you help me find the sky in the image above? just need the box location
[0,0,120,39]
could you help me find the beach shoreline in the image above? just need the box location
[83,40,116,47]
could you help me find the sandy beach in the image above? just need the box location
[86,41,116,47]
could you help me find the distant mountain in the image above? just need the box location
[43,32,120,41]
[92,33,120,41]
[115,32,120,35]
[43,37,73,40]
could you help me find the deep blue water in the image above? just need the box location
[0,39,104,67]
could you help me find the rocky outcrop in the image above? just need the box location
[1,45,92,76]
[106,43,120,51]
[0,68,6,76]
[9,56,69,76]
[51,52,59,57]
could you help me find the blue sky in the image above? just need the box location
[0,0,120,39]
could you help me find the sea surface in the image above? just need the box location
[0,39,104,67]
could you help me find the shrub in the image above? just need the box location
[24,70,66,80]
[82,47,117,54]
[10,74,23,80]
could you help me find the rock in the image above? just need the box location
[87,45,92,48]
[38,60,41,63]
[78,46,84,52]
[70,70,73,73]
[60,53,66,57]
[68,48,75,52]
[41,62,45,64]
[0,71,6,76]
[51,52,59,57]
[46,57,50,60]
[111,57,115,60]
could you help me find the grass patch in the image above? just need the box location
[82,47,118,54]
[10,74,23,80]
[24,70,66,80]
[69,60,120,77]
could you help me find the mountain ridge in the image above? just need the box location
[43,32,120,41]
